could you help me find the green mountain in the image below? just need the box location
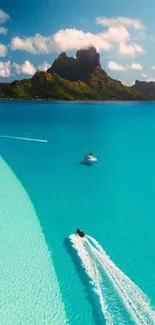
[132,80,155,99]
[0,47,151,100]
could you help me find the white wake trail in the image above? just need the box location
[0,135,48,143]
[87,236,155,324]
[70,234,155,325]
[70,234,114,325]
[85,239,146,325]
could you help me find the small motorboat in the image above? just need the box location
[84,153,98,164]
[76,229,85,238]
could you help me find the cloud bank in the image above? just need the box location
[37,61,50,71]
[0,44,7,57]
[11,30,112,53]
[0,9,10,24]
[0,8,9,36]
[108,61,143,71]
[119,42,144,56]
[108,61,126,71]
[96,17,145,30]
[10,16,145,58]
[0,61,10,77]
[12,60,36,75]
[0,60,51,77]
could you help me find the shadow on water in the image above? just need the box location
[64,237,105,325]
[80,161,95,167]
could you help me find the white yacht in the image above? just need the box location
[84,153,98,164]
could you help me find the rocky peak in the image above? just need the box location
[134,79,155,96]
[47,46,101,81]
[76,46,101,68]
[57,52,69,60]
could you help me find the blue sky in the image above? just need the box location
[1,0,155,84]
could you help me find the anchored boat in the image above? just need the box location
[84,153,98,164]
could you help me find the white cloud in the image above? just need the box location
[52,29,111,52]
[108,61,126,71]
[11,27,130,55]
[53,29,112,52]
[11,29,112,54]
[0,60,36,77]
[0,44,7,57]
[151,65,155,70]
[128,62,143,70]
[0,27,7,35]
[10,17,145,57]
[0,60,50,77]
[37,61,50,71]
[11,35,41,53]
[12,60,36,75]
[101,25,130,43]
[0,9,10,24]
[96,17,145,30]
[119,42,144,57]
[108,61,143,71]
[0,61,10,77]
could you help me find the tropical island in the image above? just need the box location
[0,46,154,101]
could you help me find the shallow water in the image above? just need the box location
[0,100,155,324]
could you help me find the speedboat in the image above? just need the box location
[84,153,98,164]
[76,229,85,238]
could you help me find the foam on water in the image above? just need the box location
[70,234,155,325]
[87,236,155,324]
[0,157,67,325]
[69,234,114,324]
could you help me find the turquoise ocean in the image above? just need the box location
[0,100,155,324]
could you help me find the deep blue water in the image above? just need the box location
[1,100,155,324]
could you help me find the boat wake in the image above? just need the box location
[0,135,47,143]
[70,234,155,325]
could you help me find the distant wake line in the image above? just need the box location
[70,234,155,325]
[0,135,47,143]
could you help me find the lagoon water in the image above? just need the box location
[0,100,155,324]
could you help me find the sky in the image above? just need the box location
[1,0,155,84]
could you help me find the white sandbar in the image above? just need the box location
[0,157,67,325]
